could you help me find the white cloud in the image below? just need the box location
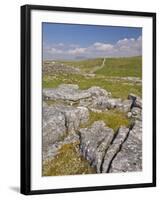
[69,44,79,48]
[51,48,63,54]
[93,42,113,51]
[57,43,64,47]
[43,36,142,60]
[68,47,86,55]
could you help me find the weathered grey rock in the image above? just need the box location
[43,133,80,161]
[87,86,110,97]
[131,107,142,121]
[56,105,89,134]
[42,107,66,152]
[43,105,89,157]
[43,101,48,107]
[102,126,129,173]
[127,112,132,118]
[117,100,133,112]
[91,96,109,110]
[109,120,142,173]
[43,62,81,75]
[128,93,142,109]
[79,121,114,173]
[79,97,93,107]
[135,97,142,108]
[58,84,79,90]
[105,98,122,109]
[43,84,91,101]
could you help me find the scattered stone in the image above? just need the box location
[43,62,81,75]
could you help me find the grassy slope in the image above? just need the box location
[95,56,142,78]
[43,56,142,99]
[59,58,103,73]
[59,56,142,77]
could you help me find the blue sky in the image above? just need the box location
[43,23,142,60]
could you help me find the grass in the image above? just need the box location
[59,58,103,73]
[95,56,142,78]
[43,56,142,99]
[82,110,131,131]
[43,74,141,99]
[59,56,142,78]
[43,143,96,176]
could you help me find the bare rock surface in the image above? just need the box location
[43,133,80,161]
[43,84,91,101]
[109,120,142,173]
[79,121,114,173]
[43,105,89,160]
[102,126,129,173]
[128,93,142,108]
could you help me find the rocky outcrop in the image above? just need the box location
[79,121,142,174]
[43,105,89,161]
[43,84,139,113]
[79,121,114,173]
[102,126,129,173]
[42,84,142,174]
[128,93,142,109]
[43,133,80,161]
[109,120,142,172]
[43,84,91,101]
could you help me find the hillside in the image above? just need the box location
[43,56,142,99]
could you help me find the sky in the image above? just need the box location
[43,23,142,60]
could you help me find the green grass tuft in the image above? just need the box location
[43,143,96,176]
[82,110,131,131]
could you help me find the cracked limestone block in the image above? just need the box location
[79,121,114,173]
[42,107,66,153]
[109,120,142,173]
[43,133,80,162]
[90,96,109,110]
[43,105,89,159]
[131,107,142,121]
[56,105,89,134]
[43,84,91,101]
[128,93,142,109]
[105,98,122,109]
[102,126,129,173]
[117,99,133,112]
[87,86,110,98]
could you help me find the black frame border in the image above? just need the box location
[20,4,156,195]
